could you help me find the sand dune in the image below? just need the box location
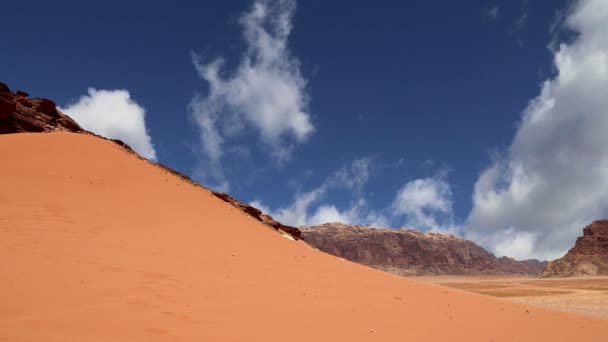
[1,132,606,341]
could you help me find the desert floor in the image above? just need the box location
[2,132,608,341]
[414,276,608,319]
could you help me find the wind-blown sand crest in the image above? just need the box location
[1,132,606,341]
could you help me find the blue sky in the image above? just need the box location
[3,0,608,260]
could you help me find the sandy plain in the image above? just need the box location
[1,132,607,341]
[414,276,608,319]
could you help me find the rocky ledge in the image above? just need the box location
[211,192,301,240]
[0,82,84,134]
[301,223,547,276]
[542,220,608,277]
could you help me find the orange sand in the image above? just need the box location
[1,132,607,341]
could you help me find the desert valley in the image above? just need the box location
[2,82,608,340]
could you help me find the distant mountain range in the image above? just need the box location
[301,223,547,276]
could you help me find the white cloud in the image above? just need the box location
[253,159,459,233]
[251,158,389,226]
[392,178,459,235]
[467,0,608,260]
[308,201,389,227]
[310,205,354,226]
[326,157,372,194]
[484,5,500,20]
[60,88,157,160]
[503,0,529,47]
[513,10,528,32]
[190,0,313,188]
[260,188,325,226]
[492,229,537,260]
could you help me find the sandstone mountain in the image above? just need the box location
[0,81,301,240]
[543,220,608,277]
[301,223,547,276]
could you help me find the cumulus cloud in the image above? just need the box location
[60,88,157,160]
[251,158,389,226]
[190,0,313,188]
[392,177,459,235]
[467,0,608,260]
[253,158,460,231]
[310,205,355,226]
[253,188,324,226]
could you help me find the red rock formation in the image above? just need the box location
[211,192,302,240]
[301,223,547,276]
[0,81,302,240]
[543,220,608,277]
[0,82,84,134]
[495,256,548,275]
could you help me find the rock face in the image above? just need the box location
[0,82,84,134]
[301,223,547,276]
[0,81,302,240]
[543,220,608,277]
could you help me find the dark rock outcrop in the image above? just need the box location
[0,81,302,241]
[543,220,608,277]
[0,82,84,134]
[301,223,547,276]
[150,162,301,240]
[211,192,302,240]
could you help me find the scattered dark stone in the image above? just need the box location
[154,162,194,183]
[111,138,135,152]
[211,191,302,240]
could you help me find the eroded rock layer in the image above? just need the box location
[301,223,547,276]
[0,82,84,134]
[543,220,608,277]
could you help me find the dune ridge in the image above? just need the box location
[0,80,302,241]
[1,132,607,341]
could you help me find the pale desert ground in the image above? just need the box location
[415,276,608,320]
[1,132,607,341]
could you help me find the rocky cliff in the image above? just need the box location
[301,223,547,276]
[0,81,302,240]
[0,83,84,134]
[542,220,608,277]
